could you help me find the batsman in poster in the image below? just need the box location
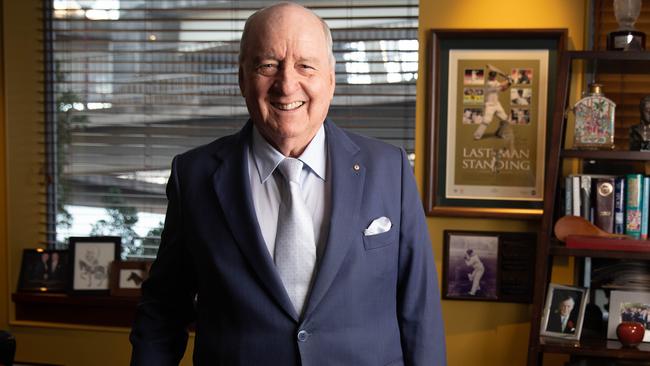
[473,64,514,141]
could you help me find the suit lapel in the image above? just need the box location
[304,121,365,318]
[212,122,299,321]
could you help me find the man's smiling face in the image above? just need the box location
[238,4,335,157]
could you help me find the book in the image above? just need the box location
[565,176,573,216]
[641,177,650,240]
[580,175,592,221]
[572,175,581,217]
[594,177,615,233]
[625,174,643,239]
[614,177,625,234]
[566,235,650,252]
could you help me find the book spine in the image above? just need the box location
[614,177,625,234]
[625,174,643,239]
[595,177,615,233]
[580,175,592,221]
[565,176,572,216]
[641,177,650,240]
[572,175,581,216]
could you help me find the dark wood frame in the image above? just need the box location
[425,29,567,218]
[442,230,536,303]
[110,261,150,297]
[69,236,120,295]
[17,249,69,293]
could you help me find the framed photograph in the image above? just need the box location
[425,29,567,218]
[69,236,120,294]
[607,290,650,343]
[17,249,69,292]
[540,284,588,340]
[110,261,151,297]
[442,230,536,302]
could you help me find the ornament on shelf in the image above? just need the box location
[572,83,616,150]
[616,321,645,347]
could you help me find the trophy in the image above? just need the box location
[607,0,646,50]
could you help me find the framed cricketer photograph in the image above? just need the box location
[425,30,567,218]
[442,230,536,303]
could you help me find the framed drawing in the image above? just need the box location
[17,249,69,293]
[69,236,120,294]
[110,261,151,297]
[540,284,588,340]
[425,29,567,218]
[442,230,536,303]
[607,290,650,343]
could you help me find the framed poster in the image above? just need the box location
[425,29,567,218]
[69,236,120,294]
[442,230,536,303]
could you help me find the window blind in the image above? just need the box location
[46,0,418,259]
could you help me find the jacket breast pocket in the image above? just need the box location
[362,229,397,250]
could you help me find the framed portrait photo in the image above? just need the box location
[17,249,69,293]
[540,284,588,340]
[607,290,650,343]
[69,236,120,294]
[110,261,150,297]
[425,29,567,218]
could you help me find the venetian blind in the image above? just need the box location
[593,0,650,147]
[46,0,419,259]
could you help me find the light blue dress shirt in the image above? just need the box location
[248,125,331,261]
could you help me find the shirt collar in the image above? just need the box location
[252,124,327,183]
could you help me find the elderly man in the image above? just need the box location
[129,2,445,365]
[547,294,577,334]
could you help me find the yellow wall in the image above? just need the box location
[416,1,587,366]
[1,0,587,365]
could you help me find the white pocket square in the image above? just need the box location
[364,216,392,236]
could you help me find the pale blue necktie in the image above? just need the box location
[274,158,316,315]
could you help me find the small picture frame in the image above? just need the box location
[17,249,69,292]
[69,236,120,294]
[110,261,150,297]
[443,231,499,300]
[607,290,650,343]
[540,284,588,340]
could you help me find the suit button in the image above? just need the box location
[297,330,310,342]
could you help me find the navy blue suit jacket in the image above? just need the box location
[130,120,446,365]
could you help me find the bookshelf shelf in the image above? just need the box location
[550,244,650,260]
[561,149,650,161]
[539,337,650,359]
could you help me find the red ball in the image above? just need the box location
[616,321,646,347]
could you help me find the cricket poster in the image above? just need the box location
[445,50,548,202]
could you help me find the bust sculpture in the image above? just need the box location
[629,95,650,151]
